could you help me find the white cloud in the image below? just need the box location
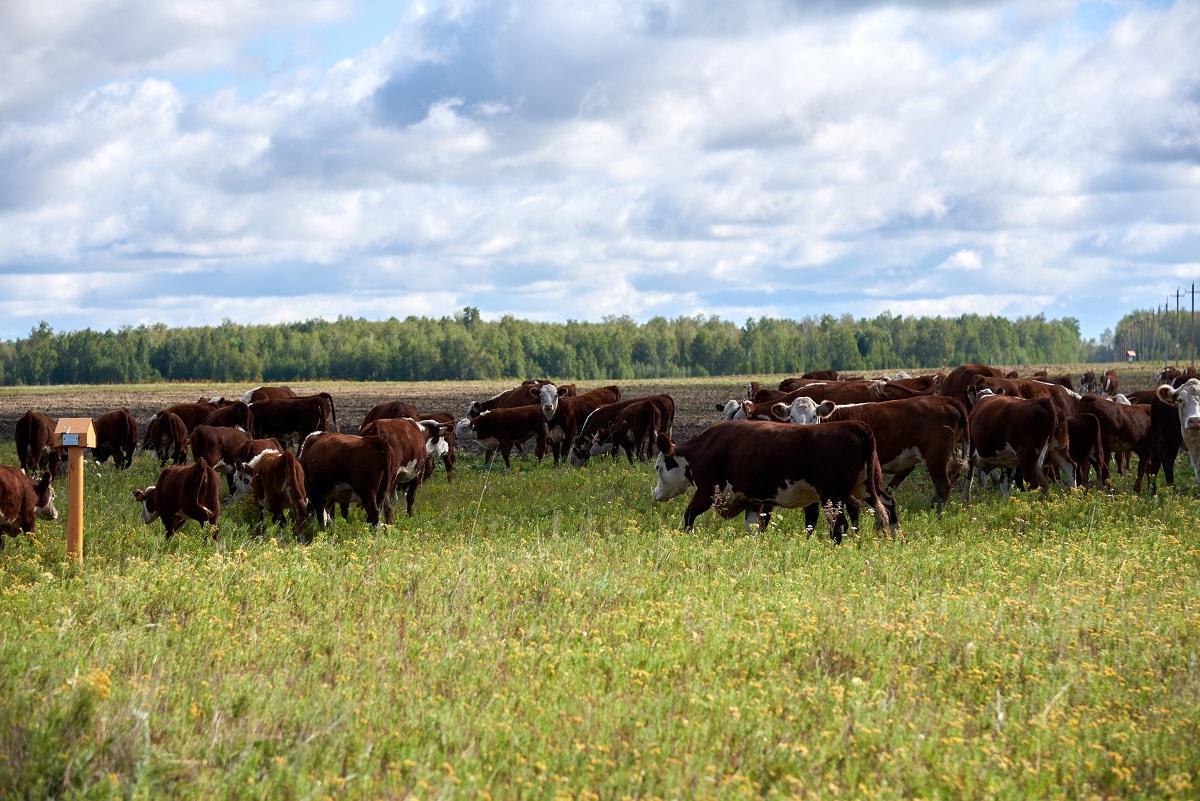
[1,0,1198,339]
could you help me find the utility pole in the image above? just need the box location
[1191,282,1196,370]
[1175,287,1183,365]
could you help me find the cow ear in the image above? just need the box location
[714,403,725,413]
[656,432,674,456]
[770,402,790,420]
[528,386,541,397]
[816,400,837,419]
[1156,384,1178,405]
[739,400,754,417]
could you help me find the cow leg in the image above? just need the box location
[500,443,513,469]
[803,503,820,536]
[888,466,916,489]
[483,447,497,467]
[362,492,381,527]
[405,481,419,516]
[682,489,713,531]
[443,452,454,482]
[623,440,635,464]
[1049,449,1077,488]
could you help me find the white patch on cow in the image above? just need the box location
[246,449,279,470]
[233,470,253,498]
[138,486,159,524]
[395,458,421,482]
[539,384,560,420]
[781,397,836,425]
[241,387,261,404]
[893,371,911,380]
[547,425,566,443]
[718,400,743,420]
[652,454,690,502]
[771,478,820,508]
[881,446,922,474]
[1114,393,1131,405]
[455,418,475,439]
[34,486,57,521]
[209,397,223,405]
[298,431,325,459]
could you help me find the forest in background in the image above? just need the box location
[0,310,1116,385]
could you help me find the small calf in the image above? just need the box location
[133,458,221,538]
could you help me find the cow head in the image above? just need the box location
[771,397,836,424]
[1157,379,1200,433]
[569,434,597,468]
[132,485,160,524]
[454,417,476,440]
[652,433,690,502]
[418,420,453,457]
[715,400,741,420]
[534,383,565,419]
[1113,393,1131,406]
[33,473,57,521]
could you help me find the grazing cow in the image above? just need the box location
[205,401,253,431]
[360,418,449,519]
[15,411,62,478]
[1077,395,1156,485]
[237,449,311,541]
[467,380,572,418]
[1155,379,1200,483]
[1081,370,1100,394]
[967,395,1073,496]
[535,384,622,464]
[133,458,221,539]
[570,395,676,467]
[0,467,57,545]
[1135,398,1184,493]
[251,393,338,445]
[940,364,1005,405]
[189,425,251,493]
[652,421,896,542]
[92,408,138,469]
[602,399,664,464]
[455,406,548,468]
[235,437,285,471]
[360,401,421,431]
[241,385,298,404]
[772,394,970,514]
[299,432,394,527]
[143,411,189,466]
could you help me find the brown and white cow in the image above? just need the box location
[419,411,457,481]
[92,408,138,469]
[359,418,449,520]
[360,401,421,431]
[569,395,676,467]
[241,385,298,404]
[237,449,311,541]
[1156,379,1200,484]
[298,432,394,527]
[251,393,338,445]
[455,406,548,467]
[133,458,221,539]
[1081,370,1100,394]
[1076,395,1156,485]
[144,411,189,466]
[15,410,62,478]
[771,394,969,514]
[467,380,571,418]
[536,384,622,464]
[1101,369,1119,396]
[189,424,252,493]
[966,395,1073,497]
[652,420,896,542]
[0,466,57,544]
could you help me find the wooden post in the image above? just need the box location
[67,446,84,563]
[54,419,95,565]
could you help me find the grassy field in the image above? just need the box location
[2,375,1199,800]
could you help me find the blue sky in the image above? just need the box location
[0,0,1196,340]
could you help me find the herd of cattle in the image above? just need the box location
[1,365,1198,545]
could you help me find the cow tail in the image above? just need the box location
[865,430,891,534]
[285,450,309,519]
[194,458,216,521]
[951,398,971,461]
[323,393,338,433]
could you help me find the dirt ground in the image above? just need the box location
[0,365,1172,452]
[0,378,749,452]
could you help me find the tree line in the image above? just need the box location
[0,311,1093,386]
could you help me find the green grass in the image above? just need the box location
[1,438,1199,800]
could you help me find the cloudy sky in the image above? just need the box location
[1,0,1196,340]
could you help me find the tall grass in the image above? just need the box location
[1,435,1198,800]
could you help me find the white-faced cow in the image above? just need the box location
[133,458,221,539]
[652,421,896,542]
[359,418,450,520]
[0,466,57,545]
[569,395,676,467]
[771,394,969,515]
[536,384,622,464]
[1156,379,1200,483]
[237,449,311,541]
[15,410,63,478]
[92,408,138,469]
